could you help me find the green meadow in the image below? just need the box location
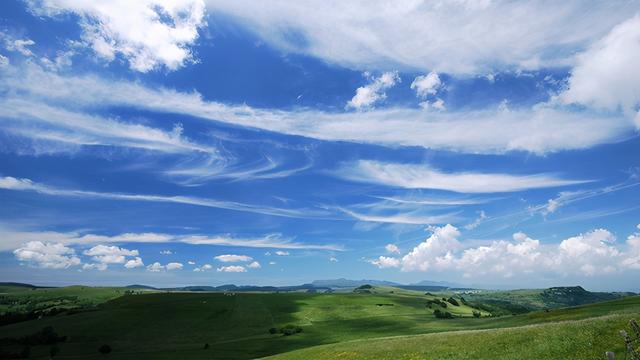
[0,284,638,359]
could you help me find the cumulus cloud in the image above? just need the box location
[247,261,261,269]
[561,16,640,117]
[146,262,164,272]
[193,263,212,272]
[336,160,587,193]
[329,257,338,262]
[275,251,289,256]
[401,224,462,272]
[411,72,441,97]
[14,241,81,269]
[124,257,144,269]
[217,265,246,273]
[28,0,207,72]
[83,245,139,268]
[3,37,35,56]
[385,244,400,254]
[82,263,107,271]
[369,224,640,278]
[160,250,173,255]
[346,72,400,110]
[166,262,183,270]
[214,254,252,262]
[368,256,400,269]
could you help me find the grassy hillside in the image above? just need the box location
[0,286,142,315]
[462,286,630,315]
[265,313,637,360]
[0,286,637,359]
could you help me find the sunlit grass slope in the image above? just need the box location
[0,286,637,359]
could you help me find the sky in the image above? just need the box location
[0,0,639,291]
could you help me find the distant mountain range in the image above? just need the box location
[4,279,473,293]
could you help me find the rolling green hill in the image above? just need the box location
[0,285,637,359]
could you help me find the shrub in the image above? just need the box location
[268,327,278,334]
[433,309,453,319]
[279,324,303,336]
[203,343,210,349]
[472,310,481,318]
[98,344,111,354]
[447,297,460,306]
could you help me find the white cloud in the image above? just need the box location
[0,98,216,155]
[160,250,173,255]
[337,160,587,193]
[82,263,107,271]
[3,64,635,154]
[214,254,252,262]
[146,262,164,272]
[275,251,289,256]
[419,98,446,111]
[560,16,640,116]
[268,261,276,265]
[0,176,327,220]
[247,261,261,269]
[401,224,462,272]
[339,207,459,225]
[28,0,207,72]
[0,54,9,67]
[0,226,343,252]
[83,245,139,267]
[166,262,183,270]
[370,224,640,278]
[411,72,441,98]
[4,38,35,56]
[188,260,196,265]
[175,233,342,249]
[369,256,400,269]
[193,263,212,272]
[464,210,487,230]
[329,256,338,262]
[217,265,246,273]
[14,241,81,269]
[204,1,637,74]
[346,71,400,110]
[385,244,400,254]
[124,257,144,269]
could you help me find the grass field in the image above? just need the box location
[0,285,638,359]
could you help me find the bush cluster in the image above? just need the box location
[268,324,303,336]
[433,309,453,319]
[425,299,448,308]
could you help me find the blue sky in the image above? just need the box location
[0,0,639,291]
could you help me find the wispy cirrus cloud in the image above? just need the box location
[205,1,638,74]
[335,160,588,193]
[0,226,343,252]
[0,176,328,219]
[2,64,635,155]
[338,207,459,225]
